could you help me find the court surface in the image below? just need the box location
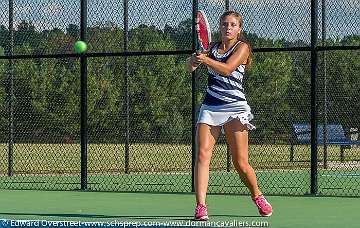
[0,189,358,228]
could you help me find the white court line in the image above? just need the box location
[320,173,360,177]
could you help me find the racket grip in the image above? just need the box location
[196,47,204,55]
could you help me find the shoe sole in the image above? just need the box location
[260,212,272,217]
[194,215,209,221]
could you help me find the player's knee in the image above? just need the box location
[234,160,251,173]
[197,147,212,164]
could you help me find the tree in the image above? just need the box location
[15,21,41,51]
[85,23,125,142]
[38,28,74,55]
[66,24,79,39]
[86,56,124,142]
[164,18,192,50]
[87,22,124,53]
[11,44,38,142]
[246,50,293,141]
[323,36,360,129]
[30,57,80,142]
[0,16,358,144]
[0,25,8,53]
[128,25,191,142]
[0,50,7,141]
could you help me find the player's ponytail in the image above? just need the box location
[238,30,252,68]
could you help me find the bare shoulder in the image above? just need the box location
[234,41,250,53]
[230,41,250,65]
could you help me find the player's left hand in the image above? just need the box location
[194,53,208,64]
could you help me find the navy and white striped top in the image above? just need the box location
[203,41,247,106]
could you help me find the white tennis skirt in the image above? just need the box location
[197,101,256,130]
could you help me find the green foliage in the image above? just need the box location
[0,25,8,51]
[287,51,311,123]
[15,21,41,50]
[87,56,123,142]
[39,28,74,54]
[164,19,192,50]
[246,51,293,137]
[87,22,124,52]
[0,58,7,138]
[321,48,360,128]
[66,24,79,39]
[128,25,191,142]
[31,58,79,140]
[0,19,358,143]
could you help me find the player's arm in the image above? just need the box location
[196,42,250,76]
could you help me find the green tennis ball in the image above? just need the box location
[74,41,87,54]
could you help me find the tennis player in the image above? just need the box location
[187,10,272,220]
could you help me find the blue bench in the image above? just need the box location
[290,123,360,162]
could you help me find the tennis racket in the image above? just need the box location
[196,10,211,54]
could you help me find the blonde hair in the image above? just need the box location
[220,11,252,67]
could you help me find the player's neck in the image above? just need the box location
[220,39,238,51]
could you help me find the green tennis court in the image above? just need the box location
[0,189,359,228]
[1,169,359,227]
[1,143,359,227]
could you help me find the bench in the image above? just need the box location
[290,123,360,162]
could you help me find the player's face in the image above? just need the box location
[220,15,241,41]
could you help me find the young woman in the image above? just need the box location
[187,10,272,220]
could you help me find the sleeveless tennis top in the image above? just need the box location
[203,41,247,106]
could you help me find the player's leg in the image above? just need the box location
[194,123,221,220]
[223,119,261,197]
[223,119,272,217]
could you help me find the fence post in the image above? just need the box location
[310,0,319,195]
[7,0,14,177]
[321,0,328,169]
[225,0,232,173]
[123,0,130,174]
[191,0,198,193]
[80,0,88,190]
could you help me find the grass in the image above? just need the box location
[0,143,359,196]
[1,143,359,174]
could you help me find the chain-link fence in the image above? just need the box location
[0,0,359,196]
